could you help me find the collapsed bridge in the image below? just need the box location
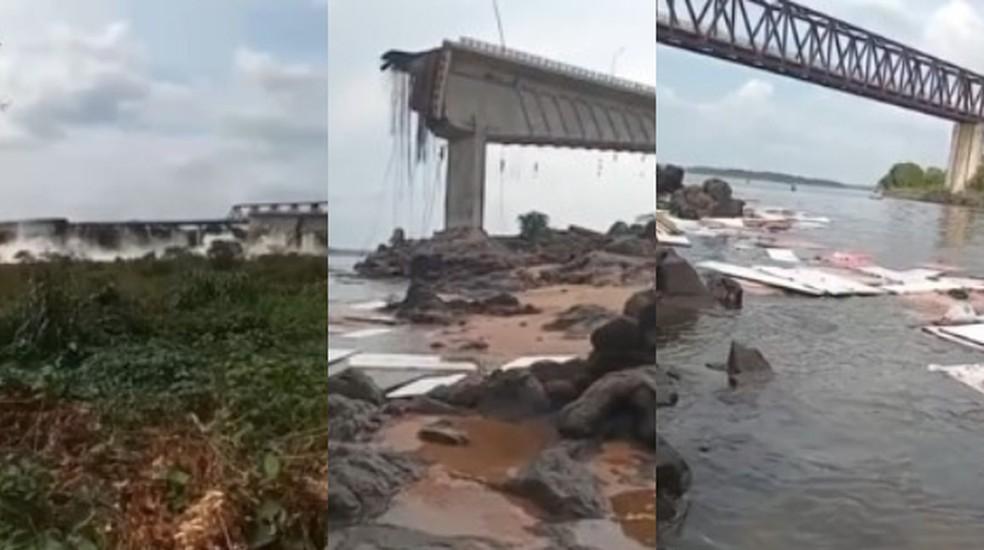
[384,38,656,230]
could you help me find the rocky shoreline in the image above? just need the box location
[328,221,666,548]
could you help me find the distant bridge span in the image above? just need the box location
[657,0,984,191]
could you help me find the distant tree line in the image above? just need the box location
[877,162,947,189]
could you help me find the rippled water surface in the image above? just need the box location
[662,181,984,549]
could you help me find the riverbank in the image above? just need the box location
[883,186,984,208]
[327,223,662,548]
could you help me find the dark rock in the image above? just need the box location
[540,250,655,287]
[726,341,774,388]
[327,368,385,405]
[707,274,743,309]
[949,288,970,300]
[395,281,454,325]
[590,316,646,353]
[327,442,422,523]
[623,288,658,321]
[669,185,716,220]
[557,366,667,447]
[657,164,685,196]
[710,197,745,218]
[542,304,617,338]
[327,395,382,442]
[502,445,611,520]
[389,227,406,247]
[418,419,470,446]
[607,221,632,236]
[409,253,443,281]
[476,369,552,421]
[429,372,486,408]
[656,435,691,498]
[543,379,581,407]
[603,236,651,257]
[657,248,709,297]
[702,178,733,202]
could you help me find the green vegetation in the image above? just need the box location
[875,161,984,207]
[518,211,550,241]
[0,254,327,549]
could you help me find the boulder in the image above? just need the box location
[707,274,743,309]
[327,368,384,405]
[726,341,774,388]
[656,435,691,523]
[327,394,382,442]
[394,281,453,325]
[603,236,651,257]
[656,248,709,297]
[502,445,611,520]
[607,221,633,236]
[428,372,486,408]
[557,366,667,447]
[327,442,422,523]
[710,197,746,218]
[702,178,732,202]
[669,185,716,220]
[657,164,685,196]
[476,369,552,420]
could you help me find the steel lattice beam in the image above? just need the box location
[657,0,984,122]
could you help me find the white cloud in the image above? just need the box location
[0,19,326,220]
[923,0,984,70]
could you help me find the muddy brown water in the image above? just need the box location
[377,415,657,548]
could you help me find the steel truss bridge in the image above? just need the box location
[657,0,984,122]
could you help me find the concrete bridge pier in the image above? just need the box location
[444,129,487,229]
[945,121,984,193]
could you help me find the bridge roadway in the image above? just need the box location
[656,0,984,192]
[387,37,655,229]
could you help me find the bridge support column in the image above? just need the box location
[444,130,487,230]
[946,121,984,193]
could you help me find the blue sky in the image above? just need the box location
[0,0,327,221]
[657,0,984,187]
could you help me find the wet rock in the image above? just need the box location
[543,379,581,407]
[657,164,685,196]
[326,442,422,523]
[669,185,716,220]
[394,281,454,325]
[542,304,618,338]
[327,395,382,442]
[656,434,691,526]
[726,341,774,388]
[418,419,470,446]
[702,178,732,202]
[409,253,443,281]
[557,366,666,447]
[657,248,709,297]
[470,292,540,316]
[710,197,746,218]
[587,317,654,376]
[476,369,552,421]
[327,368,384,405]
[429,372,486,408]
[502,445,611,520]
[707,274,743,309]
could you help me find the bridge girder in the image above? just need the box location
[657,0,984,122]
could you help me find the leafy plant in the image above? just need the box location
[518,210,550,241]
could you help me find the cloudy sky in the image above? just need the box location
[657,0,984,188]
[0,0,327,222]
[328,0,655,248]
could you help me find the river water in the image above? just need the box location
[662,180,984,549]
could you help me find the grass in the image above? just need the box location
[0,254,327,549]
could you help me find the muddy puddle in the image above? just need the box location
[376,415,657,548]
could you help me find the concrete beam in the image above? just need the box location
[946,121,984,193]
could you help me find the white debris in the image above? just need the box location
[347,353,478,372]
[328,348,359,365]
[386,374,469,399]
[765,248,799,263]
[929,364,984,396]
[499,355,577,371]
[338,327,395,339]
